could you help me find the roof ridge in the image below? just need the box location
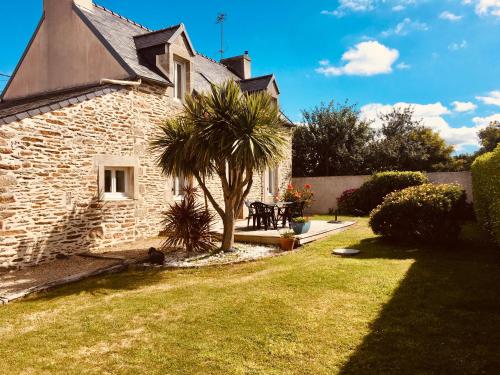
[197,52,237,70]
[240,74,274,82]
[93,3,152,32]
[135,24,183,38]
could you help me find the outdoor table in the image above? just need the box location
[247,201,294,229]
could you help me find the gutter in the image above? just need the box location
[100,78,142,86]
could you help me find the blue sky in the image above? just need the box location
[1,0,499,153]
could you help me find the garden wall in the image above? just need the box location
[293,171,473,214]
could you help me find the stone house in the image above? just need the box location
[0,0,293,268]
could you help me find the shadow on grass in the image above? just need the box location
[26,268,167,303]
[339,224,500,374]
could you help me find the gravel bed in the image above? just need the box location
[152,243,283,268]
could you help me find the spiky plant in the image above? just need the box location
[161,185,217,254]
[151,80,289,251]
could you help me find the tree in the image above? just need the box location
[478,121,500,154]
[368,107,454,172]
[292,101,374,177]
[151,81,288,251]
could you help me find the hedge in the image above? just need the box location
[338,171,429,215]
[471,144,500,246]
[370,183,468,244]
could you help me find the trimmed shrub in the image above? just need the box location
[471,145,500,246]
[336,189,359,215]
[338,171,428,215]
[369,183,468,244]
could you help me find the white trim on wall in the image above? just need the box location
[93,155,140,201]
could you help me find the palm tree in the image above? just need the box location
[151,80,289,251]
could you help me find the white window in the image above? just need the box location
[173,61,186,101]
[267,167,278,196]
[173,174,189,200]
[95,155,139,201]
[104,167,132,200]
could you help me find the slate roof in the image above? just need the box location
[0,85,120,124]
[77,4,242,91]
[193,54,240,93]
[77,4,171,85]
[239,75,279,94]
[0,2,281,123]
[134,25,181,50]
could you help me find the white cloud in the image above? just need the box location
[316,41,399,77]
[339,0,375,11]
[396,62,411,69]
[452,101,477,112]
[381,18,429,37]
[448,40,468,51]
[439,11,463,21]
[321,0,375,17]
[360,102,450,129]
[476,91,500,106]
[473,113,500,126]
[475,0,500,17]
[463,0,500,17]
[322,0,421,17]
[360,102,487,151]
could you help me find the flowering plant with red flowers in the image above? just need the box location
[282,183,314,208]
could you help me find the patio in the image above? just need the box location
[214,219,357,246]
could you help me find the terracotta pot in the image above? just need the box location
[279,237,295,251]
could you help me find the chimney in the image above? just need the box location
[221,51,252,80]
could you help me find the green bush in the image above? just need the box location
[471,145,500,246]
[338,171,428,215]
[336,189,360,215]
[369,184,468,244]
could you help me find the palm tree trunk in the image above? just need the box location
[221,198,236,251]
[221,211,235,251]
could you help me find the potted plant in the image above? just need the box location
[282,184,314,208]
[290,217,311,235]
[279,231,296,251]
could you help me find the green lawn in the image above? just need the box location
[1,217,499,375]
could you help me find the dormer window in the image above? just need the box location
[174,60,186,101]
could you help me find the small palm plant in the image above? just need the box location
[161,185,217,254]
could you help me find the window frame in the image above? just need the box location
[173,60,186,101]
[94,155,139,202]
[173,174,189,201]
[104,167,130,200]
[267,167,278,197]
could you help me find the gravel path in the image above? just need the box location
[0,256,119,300]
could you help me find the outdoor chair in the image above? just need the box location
[245,200,255,228]
[250,202,278,231]
[284,201,305,227]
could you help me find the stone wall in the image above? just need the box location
[0,84,293,268]
[293,171,473,215]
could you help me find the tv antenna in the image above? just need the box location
[216,13,227,60]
